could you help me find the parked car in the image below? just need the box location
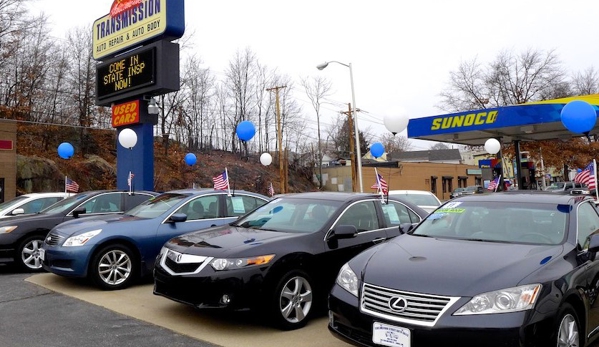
[387,190,441,214]
[0,192,69,219]
[545,181,585,193]
[449,187,466,199]
[42,189,269,290]
[153,192,428,330]
[0,190,156,271]
[328,191,599,347]
[461,185,484,195]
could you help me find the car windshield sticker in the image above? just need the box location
[443,201,462,209]
[231,197,246,213]
[435,208,465,214]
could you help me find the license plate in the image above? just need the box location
[39,248,45,261]
[372,322,410,347]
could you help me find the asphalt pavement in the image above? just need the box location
[0,265,345,347]
[0,265,217,347]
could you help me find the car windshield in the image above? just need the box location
[546,182,566,191]
[232,197,343,233]
[125,193,189,219]
[390,193,440,207]
[0,195,29,211]
[40,193,91,214]
[412,201,568,245]
[464,186,479,192]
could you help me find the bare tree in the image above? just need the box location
[438,48,569,112]
[379,133,411,154]
[301,75,331,188]
[572,67,599,95]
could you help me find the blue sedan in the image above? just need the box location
[41,189,269,290]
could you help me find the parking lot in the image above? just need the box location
[1,266,345,347]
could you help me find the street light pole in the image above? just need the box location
[317,61,363,192]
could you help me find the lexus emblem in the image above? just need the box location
[388,296,408,312]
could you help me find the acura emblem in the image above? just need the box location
[388,296,408,312]
[176,254,183,263]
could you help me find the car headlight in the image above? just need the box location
[0,226,18,234]
[63,229,102,247]
[454,284,542,315]
[210,254,275,271]
[336,263,359,297]
[157,246,169,261]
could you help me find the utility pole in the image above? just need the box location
[267,85,287,193]
[540,147,546,190]
[341,104,357,192]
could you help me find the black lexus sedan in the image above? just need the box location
[0,190,156,271]
[153,192,428,330]
[328,192,599,347]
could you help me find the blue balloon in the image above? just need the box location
[184,153,197,166]
[560,100,597,134]
[577,168,583,173]
[236,121,256,141]
[57,142,74,159]
[370,142,385,158]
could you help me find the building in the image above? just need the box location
[0,119,17,202]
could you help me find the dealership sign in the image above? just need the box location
[92,0,184,60]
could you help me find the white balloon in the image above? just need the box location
[484,138,501,154]
[383,114,409,135]
[118,128,138,149]
[260,152,272,166]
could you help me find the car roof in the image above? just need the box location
[453,191,591,205]
[20,192,70,197]
[275,191,387,202]
[163,189,267,197]
[388,190,436,196]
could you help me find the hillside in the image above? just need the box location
[15,124,317,195]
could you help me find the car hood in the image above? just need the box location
[51,214,141,237]
[166,225,305,257]
[361,235,565,297]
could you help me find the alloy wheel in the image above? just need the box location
[557,313,580,347]
[97,249,132,286]
[21,238,44,270]
[278,276,313,324]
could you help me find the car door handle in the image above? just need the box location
[372,237,386,244]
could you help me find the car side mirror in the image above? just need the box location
[328,225,358,240]
[588,234,599,253]
[169,213,187,223]
[11,208,24,216]
[399,222,415,234]
[72,207,86,218]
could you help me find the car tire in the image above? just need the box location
[90,244,137,290]
[267,270,314,331]
[555,303,580,346]
[17,235,45,272]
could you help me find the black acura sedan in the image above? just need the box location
[0,190,156,271]
[328,192,599,347]
[153,192,428,330]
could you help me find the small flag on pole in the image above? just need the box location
[65,177,79,193]
[488,176,501,191]
[127,171,134,193]
[213,170,229,191]
[370,173,388,194]
[268,182,275,197]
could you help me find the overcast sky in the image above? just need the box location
[29,0,599,150]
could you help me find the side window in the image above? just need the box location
[382,201,422,226]
[20,199,59,214]
[578,202,599,250]
[336,201,379,232]
[225,195,268,217]
[175,195,218,221]
[81,193,122,214]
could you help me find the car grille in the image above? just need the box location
[164,257,203,273]
[361,283,459,327]
[160,249,212,275]
[45,232,62,246]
